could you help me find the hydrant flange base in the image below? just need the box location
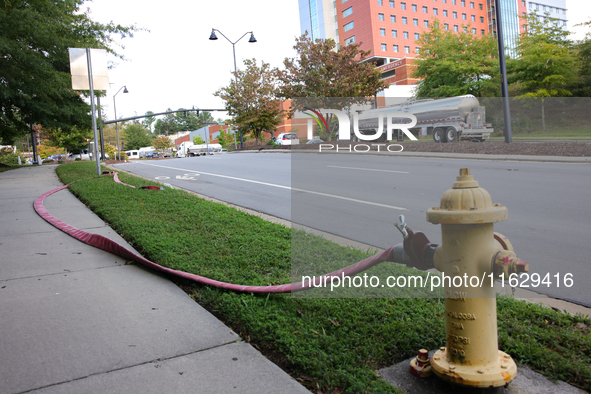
[431,349,517,388]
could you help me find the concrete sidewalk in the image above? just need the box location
[0,166,308,394]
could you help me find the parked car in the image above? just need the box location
[306,139,324,144]
[146,152,160,159]
[275,133,300,145]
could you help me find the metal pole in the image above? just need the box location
[231,44,244,149]
[494,0,513,143]
[97,96,106,160]
[30,123,38,165]
[86,48,101,176]
[114,97,120,161]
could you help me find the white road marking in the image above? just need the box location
[137,162,408,211]
[327,165,409,174]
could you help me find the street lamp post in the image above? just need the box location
[113,86,129,161]
[209,28,257,149]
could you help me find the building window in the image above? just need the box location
[379,12,384,21]
[463,26,467,32]
[393,44,399,52]
[416,47,420,53]
[461,0,465,6]
[380,27,386,35]
[401,2,406,10]
[529,2,532,8]
[413,18,418,26]
[444,23,449,30]
[443,9,448,16]
[481,28,485,35]
[403,31,409,38]
[472,27,476,34]
[392,29,398,37]
[390,0,395,7]
[480,16,484,23]
[454,24,458,31]
[470,1,474,8]
[433,8,438,15]
[412,4,417,11]
[442,0,446,3]
[522,0,525,6]
[344,21,354,31]
[423,6,428,13]
[345,36,356,45]
[405,46,410,53]
[381,43,387,51]
[414,32,420,39]
[378,0,383,5]
[424,20,428,27]
[452,0,456,5]
[453,11,457,18]
[462,13,466,20]
[402,16,407,24]
[471,14,475,21]
[479,3,483,10]
[391,14,396,22]
[343,7,353,17]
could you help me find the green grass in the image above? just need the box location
[56,161,591,393]
[489,127,591,140]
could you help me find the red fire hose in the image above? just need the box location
[34,172,402,293]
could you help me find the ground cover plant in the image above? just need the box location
[56,161,591,393]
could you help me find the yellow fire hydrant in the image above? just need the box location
[423,168,529,388]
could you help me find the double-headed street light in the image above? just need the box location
[209,29,257,81]
[209,29,257,149]
[113,85,129,160]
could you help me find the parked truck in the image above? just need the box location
[357,95,493,143]
[177,141,223,158]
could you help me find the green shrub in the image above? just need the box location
[0,152,26,166]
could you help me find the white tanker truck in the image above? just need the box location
[357,95,493,143]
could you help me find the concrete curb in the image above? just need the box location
[231,149,591,163]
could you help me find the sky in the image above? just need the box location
[84,0,591,122]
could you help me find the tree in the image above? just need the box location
[412,20,500,98]
[216,128,233,148]
[508,13,577,128]
[508,13,576,97]
[279,33,387,140]
[154,109,179,135]
[41,125,90,156]
[122,122,152,150]
[152,135,174,153]
[192,135,205,145]
[196,111,214,128]
[215,59,285,144]
[0,0,138,144]
[142,111,156,132]
[569,19,591,97]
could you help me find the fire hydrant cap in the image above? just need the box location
[426,168,508,224]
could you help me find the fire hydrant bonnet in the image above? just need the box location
[426,168,508,225]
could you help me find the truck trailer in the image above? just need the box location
[357,95,493,143]
[177,141,223,158]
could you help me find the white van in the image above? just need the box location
[125,150,140,159]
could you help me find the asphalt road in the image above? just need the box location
[114,153,591,306]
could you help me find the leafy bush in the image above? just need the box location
[0,152,26,166]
